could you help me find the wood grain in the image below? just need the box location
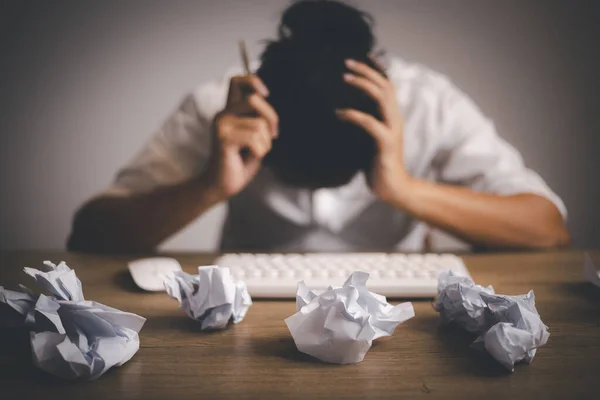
[1,250,599,399]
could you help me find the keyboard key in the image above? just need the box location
[250,270,263,279]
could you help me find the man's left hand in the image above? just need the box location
[336,59,413,207]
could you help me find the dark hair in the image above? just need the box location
[257,0,383,188]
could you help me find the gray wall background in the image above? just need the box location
[1,0,598,251]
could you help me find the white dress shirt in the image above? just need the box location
[105,56,567,252]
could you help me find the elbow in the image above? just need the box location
[66,235,97,254]
[533,222,570,249]
[66,229,83,252]
[530,202,570,249]
[66,221,99,254]
[66,204,106,254]
[554,218,571,247]
[558,227,571,247]
[66,198,151,255]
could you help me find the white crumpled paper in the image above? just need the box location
[0,261,146,380]
[435,271,549,371]
[163,265,252,330]
[472,291,549,370]
[433,271,495,333]
[285,271,415,364]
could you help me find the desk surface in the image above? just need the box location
[1,250,599,399]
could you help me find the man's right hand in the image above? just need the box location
[202,74,278,202]
[68,74,278,253]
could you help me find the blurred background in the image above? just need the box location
[1,0,599,251]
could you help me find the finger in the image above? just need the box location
[344,74,383,103]
[247,75,270,96]
[231,74,269,96]
[220,115,270,131]
[368,53,386,74]
[336,108,387,143]
[245,130,272,159]
[218,116,272,146]
[247,94,279,137]
[225,123,271,153]
[230,117,270,132]
[228,95,278,137]
[345,59,388,88]
[344,73,398,124]
[227,74,269,106]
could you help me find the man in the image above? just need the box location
[67,0,569,253]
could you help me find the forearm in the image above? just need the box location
[393,179,570,249]
[67,174,222,254]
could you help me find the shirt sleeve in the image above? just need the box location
[433,83,568,220]
[104,92,213,197]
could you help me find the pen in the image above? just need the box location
[239,40,251,75]
[238,40,255,157]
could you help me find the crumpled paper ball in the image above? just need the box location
[435,271,549,371]
[0,261,146,380]
[433,270,495,333]
[285,271,415,364]
[472,291,549,370]
[163,265,252,330]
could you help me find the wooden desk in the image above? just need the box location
[1,250,599,399]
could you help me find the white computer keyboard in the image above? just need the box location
[215,253,470,298]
